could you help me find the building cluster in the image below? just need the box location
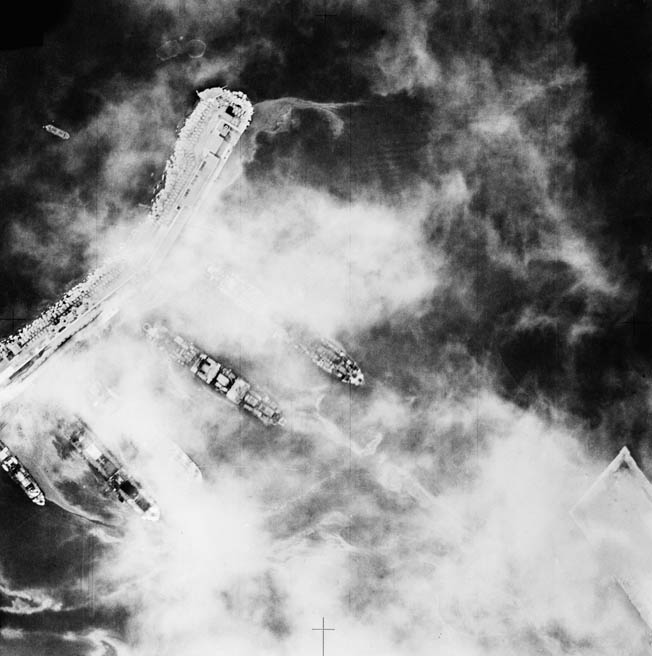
[68,418,159,521]
[0,87,363,523]
[150,88,252,225]
[0,258,124,365]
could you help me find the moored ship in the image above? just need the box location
[205,265,364,385]
[0,439,45,506]
[142,322,285,427]
[289,332,364,386]
[68,419,160,521]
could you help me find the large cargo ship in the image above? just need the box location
[68,419,160,521]
[0,439,45,506]
[142,322,285,427]
[0,88,253,391]
[205,265,364,385]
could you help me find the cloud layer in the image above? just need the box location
[2,1,652,655]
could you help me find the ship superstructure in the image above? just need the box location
[68,419,160,521]
[290,334,364,385]
[0,88,253,392]
[142,322,285,427]
[206,265,364,385]
[0,439,45,506]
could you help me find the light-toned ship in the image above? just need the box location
[206,265,364,385]
[142,322,285,427]
[43,124,70,140]
[0,257,128,388]
[0,439,45,506]
[86,378,203,483]
[0,88,253,392]
[291,333,364,385]
[162,440,203,482]
[68,419,160,521]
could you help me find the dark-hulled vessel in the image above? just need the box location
[143,322,285,427]
[68,419,160,521]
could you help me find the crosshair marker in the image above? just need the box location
[312,616,335,656]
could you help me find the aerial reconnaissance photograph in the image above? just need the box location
[1,0,652,654]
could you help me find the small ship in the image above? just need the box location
[290,333,364,386]
[206,266,364,385]
[0,88,253,392]
[162,440,203,483]
[0,439,45,506]
[86,378,203,484]
[43,124,70,140]
[142,322,285,427]
[68,419,160,521]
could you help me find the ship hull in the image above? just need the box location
[143,323,285,427]
[68,419,160,521]
[205,266,364,385]
[0,439,45,506]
